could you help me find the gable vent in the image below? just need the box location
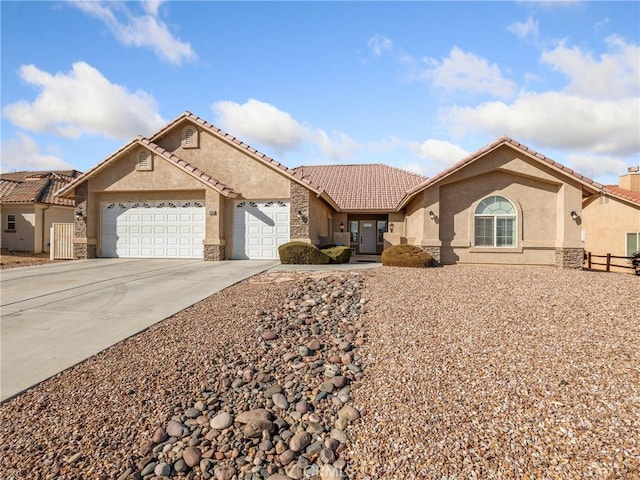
[183,126,198,148]
[136,150,152,170]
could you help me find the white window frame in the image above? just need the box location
[627,232,640,256]
[7,214,16,231]
[474,195,517,248]
[377,220,387,245]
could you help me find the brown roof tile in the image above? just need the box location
[293,164,427,211]
[401,137,604,207]
[603,185,640,206]
[0,170,82,206]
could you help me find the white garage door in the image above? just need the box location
[233,200,290,259]
[102,201,205,258]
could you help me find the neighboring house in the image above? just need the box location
[57,112,619,268]
[0,170,82,253]
[582,170,640,259]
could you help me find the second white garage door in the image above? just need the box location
[102,200,205,258]
[233,200,290,259]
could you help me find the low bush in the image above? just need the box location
[322,246,352,264]
[278,241,330,264]
[382,244,435,268]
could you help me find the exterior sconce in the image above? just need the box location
[75,211,84,220]
[429,211,437,221]
[389,223,394,233]
[296,210,307,223]
[339,222,345,232]
[571,211,579,221]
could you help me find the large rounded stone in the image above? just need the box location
[183,446,202,467]
[289,431,311,452]
[337,405,360,421]
[235,409,270,424]
[214,465,237,480]
[210,411,233,430]
[166,420,187,438]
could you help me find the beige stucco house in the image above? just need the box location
[1,170,82,253]
[57,112,632,269]
[582,170,640,261]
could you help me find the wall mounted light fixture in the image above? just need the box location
[389,223,394,233]
[429,211,437,221]
[75,211,84,220]
[339,222,345,232]
[571,210,579,220]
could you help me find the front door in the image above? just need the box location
[359,220,377,254]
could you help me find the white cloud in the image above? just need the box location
[442,36,640,161]
[410,139,469,167]
[212,99,358,160]
[564,153,630,181]
[1,133,75,172]
[442,92,640,156]
[422,47,516,98]
[541,35,639,100]
[69,0,196,65]
[508,16,539,42]
[368,34,393,57]
[3,62,166,140]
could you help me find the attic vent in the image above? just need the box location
[182,126,199,149]
[136,150,152,171]
[599,196,610,205]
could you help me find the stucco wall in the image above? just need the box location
[583,195,640,257]
[38,205,74,253]
[403,146,586,266]
[155,124,291,199]
[308,193,332,245]
[1,205,35,252]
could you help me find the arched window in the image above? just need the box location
[182,126,198,148]
[474,196,517,247]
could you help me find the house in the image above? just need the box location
[57,112,614,268]
[582,169,640,259]
[0,170,82,253]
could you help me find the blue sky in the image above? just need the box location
[1,1,639,186]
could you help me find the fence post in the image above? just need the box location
[588,252,592,269]
[606,253,611,272]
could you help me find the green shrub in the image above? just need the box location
[278,241,330,264]
[381,244,435,268]
[322,246,352,264]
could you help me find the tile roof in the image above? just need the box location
[149,111,326,195]
[400,136,604,207]
[293,164,427,211]
[603,185,640,206]
[0,170,82,206]
[56,137,239,199]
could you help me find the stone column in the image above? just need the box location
[555,247,584,268]
[73,182,93,259]
[290,182,310,240]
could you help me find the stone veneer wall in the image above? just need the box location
[555,248,584,269]
[204,245,225,261]
[290,182,309,239]
[73,182,94,259]
[421,246,441,264]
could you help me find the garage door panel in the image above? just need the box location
[233,200,290,259]
[102,200,204,258]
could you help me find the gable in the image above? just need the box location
[399,137,602,209]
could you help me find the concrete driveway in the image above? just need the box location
[0,258,277,402]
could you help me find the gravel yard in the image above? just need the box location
[349,265,640,479]
[0,265,638,479]
[0,252,57,269]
